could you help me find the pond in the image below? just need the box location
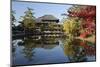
[12,36,96,66]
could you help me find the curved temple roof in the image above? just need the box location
[35,15,59,23]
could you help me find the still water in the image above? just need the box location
[12,36,96,66]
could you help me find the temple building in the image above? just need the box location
[18,15,64,38]
[35,15,64,37]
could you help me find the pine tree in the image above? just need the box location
[20,7,36,30]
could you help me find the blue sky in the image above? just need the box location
[12,1,72,24]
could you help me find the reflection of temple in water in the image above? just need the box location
[17,37,60,49]
[12,37,60,62]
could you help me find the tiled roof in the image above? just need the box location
[35,15,59,22]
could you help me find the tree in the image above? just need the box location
[11,10,16,27]
[20,7,36,29]
[63,5,96,43]
[67,5,96,38]
[63,17,81,37]
[62,5,96,61]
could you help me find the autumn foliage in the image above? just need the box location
[63,5,96,58]
[68,5,96,38]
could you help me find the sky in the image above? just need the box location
[12,1,72,25]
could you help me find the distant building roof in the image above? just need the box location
[36,15,59,23]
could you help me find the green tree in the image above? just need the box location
[11,10,16,27]
[20,7,36,29]
[63,17,81,37]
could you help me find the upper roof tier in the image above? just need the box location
[35,15,59,23]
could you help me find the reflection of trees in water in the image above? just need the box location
[12,41,16,56]
[22,47,35,61]
[12,44,16,65]
[62,38,95,62]
[12,35,95,63]
[12,38,36,62]
[21,38,36,61]
[14,37,60,61]
[80,41,96,56]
